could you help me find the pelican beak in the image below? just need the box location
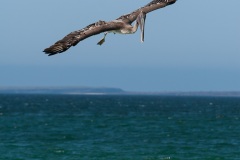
[139,12,146,43]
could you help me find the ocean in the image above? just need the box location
[0,94,239,160]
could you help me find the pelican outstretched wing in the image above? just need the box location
[43,0,176,56]
[117,0,176,24]
[44,21,123,56]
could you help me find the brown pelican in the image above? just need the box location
[44,0,177,56]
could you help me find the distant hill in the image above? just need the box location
[0,87,125,95]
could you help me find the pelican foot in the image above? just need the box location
[97,37,105,46]
[97,32,108,46]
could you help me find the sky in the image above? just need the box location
[1,0,240,92]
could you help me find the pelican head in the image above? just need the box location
[137,11,146,42]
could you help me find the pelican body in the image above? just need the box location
[44,0,177,56]
[97,11,146,45]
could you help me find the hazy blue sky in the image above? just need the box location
[1,0,240,92]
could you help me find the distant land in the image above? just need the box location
[0,87,240,97]
[0,87,125,95]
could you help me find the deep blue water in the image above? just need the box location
[0,94,239,160]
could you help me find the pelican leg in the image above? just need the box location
[97,32,108,45]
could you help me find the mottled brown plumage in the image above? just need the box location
[43,0,177,56]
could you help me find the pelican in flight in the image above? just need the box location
[44,0,177,56]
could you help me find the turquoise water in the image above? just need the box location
[0,94,239,159]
